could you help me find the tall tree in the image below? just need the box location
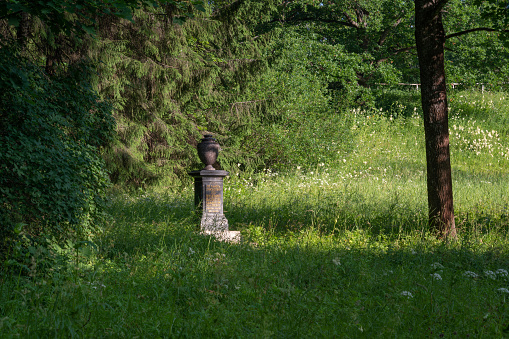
[0,0,205,254]
[272,0,508,238]
[86,1,283,186]
[415,0,456,239]
[413,0,509,238]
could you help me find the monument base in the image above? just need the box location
[201,230,241,243]
[189,169,229,233]
[200,212,228,232]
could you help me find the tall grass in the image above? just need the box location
[1,90,509,337]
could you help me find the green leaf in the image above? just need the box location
[173,17,185,25]
[7,16,19,27]
[14,223,26,235]
[193,1,206,12]
[196,4,205,12]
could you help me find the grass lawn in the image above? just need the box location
[1,90,509,337]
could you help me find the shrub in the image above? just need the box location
[0,43,115,255]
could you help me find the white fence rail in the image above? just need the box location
[375,83,505,92]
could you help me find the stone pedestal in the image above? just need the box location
[189,170,229,232]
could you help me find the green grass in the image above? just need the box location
[2,90,509,337]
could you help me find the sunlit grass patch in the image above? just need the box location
[1,89,509,337]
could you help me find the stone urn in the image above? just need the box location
[197,135,220,170]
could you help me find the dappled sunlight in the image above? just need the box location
[2,90,508,337]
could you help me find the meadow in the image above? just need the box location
[1,90,509,337]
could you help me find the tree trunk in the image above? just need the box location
[16,12,31,50]
[45,34,64,76]
[414,0,457,239]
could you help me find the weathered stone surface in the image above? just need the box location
[201,230,241,243]
[189,170,229,232]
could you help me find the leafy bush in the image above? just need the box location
[0,43,115,254]
[217,28,356,172]
[373,87,422,119]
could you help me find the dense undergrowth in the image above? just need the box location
[1,90,509,337]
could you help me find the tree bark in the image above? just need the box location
[45,33,64,76]
[16,12,30,50]
[414,0,457,239]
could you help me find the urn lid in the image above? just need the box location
[200,134,217,143]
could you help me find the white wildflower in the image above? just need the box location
[86,282,106,289]
[431,273,442,281]
[497,288,509,293]
[401,291,413,299]
[496,269,508,278]
[484,270,497,280]
[431,262,444,270]
[332,258,341,266]
[188,247,195,255]
[410,249,417,255]
[463,271,478,278]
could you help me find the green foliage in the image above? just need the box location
[0,0,204,37]
[444,1,509,88]
[269,0,509,95]
[266,27,374,110]
[474,0,509,27]
[1,89,508,335]
[3,0,509,190]
[373,87,422,118]
[88,2,283,185]
[0,43,115,252]
[269,0,413,86]
[214,27,356,171]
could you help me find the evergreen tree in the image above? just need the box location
[89,1,283,186]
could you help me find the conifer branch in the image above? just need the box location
[147,57,179,69]
[267,16,358,28]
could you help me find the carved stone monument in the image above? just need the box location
[189,135,229,233]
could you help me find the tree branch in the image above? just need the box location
[375,26,508,64]
[376,46,417,64]
[341,11,359,28]
[445,27,509,40]
[266,15,359,28]
[354,7,369,28]
[378,17,404,47]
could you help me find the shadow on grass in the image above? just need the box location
[4,191,509,338]
[91,207,509,337]
[99,165,507,263]
[101,188,509,260]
